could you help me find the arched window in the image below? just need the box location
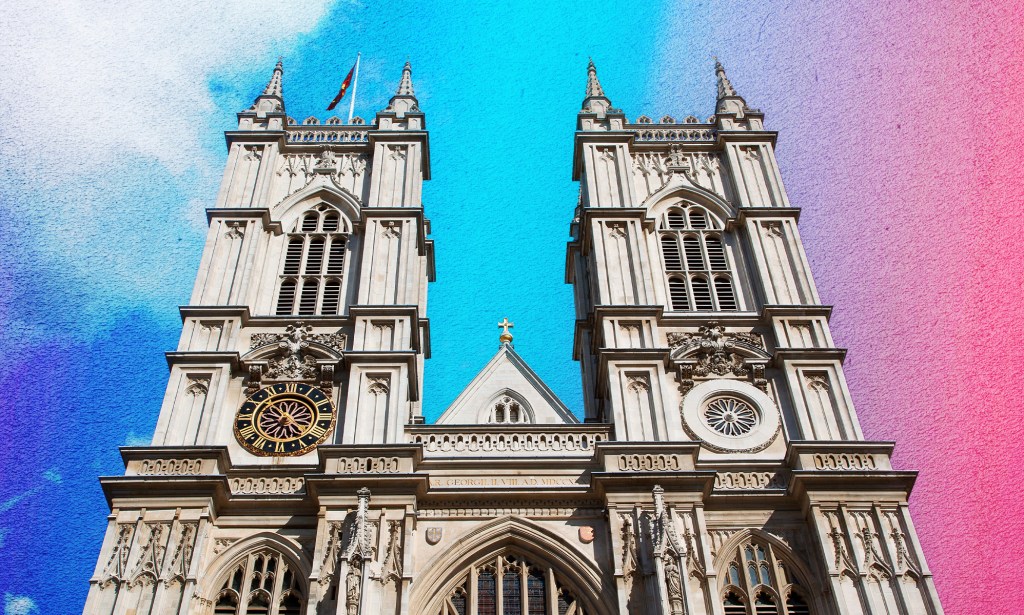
[719,537,813,615]
[275,205,348,316]
[435,552,586,615]
[488,395,530,424]
[211,549,304,615]
[659,204,741,312]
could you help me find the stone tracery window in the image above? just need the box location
[720,539,812,615]
[487,395,531,424]
[660,204,739,312]
[212,549,304,615]
[275,205,348,316]
[436,553,586,615]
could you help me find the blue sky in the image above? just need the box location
[0,2,720,611]
[7,2,967,613]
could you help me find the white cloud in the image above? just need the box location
[3,594,38,615]
[1,1,334,173]
[0,0,337,336]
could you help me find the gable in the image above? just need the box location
[436,344,577,425]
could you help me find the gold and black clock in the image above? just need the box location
[233,382,336,456]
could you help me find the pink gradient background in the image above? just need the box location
[666,2,1024,611]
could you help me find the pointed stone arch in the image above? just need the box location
[274,183,362,233]
[411,516,615,615]
[194,532,312,610]
[478,388,535,424]
[713,528,825,615]
[644,183,735,227]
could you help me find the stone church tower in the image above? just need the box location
[83,59,944,615]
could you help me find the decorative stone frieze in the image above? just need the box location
[137,459,203,476]
[713,470,787,491]
[229,476,306,495]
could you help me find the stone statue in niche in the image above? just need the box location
[663,555,684,614]
[345,560,361,615]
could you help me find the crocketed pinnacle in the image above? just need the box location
[396,61,415,96]
[262,58,284,98]
[585,58,605,98]
[714,57,738,100]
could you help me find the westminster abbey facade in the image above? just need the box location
[83,59,944,615]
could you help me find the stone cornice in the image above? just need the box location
[772,348,848,364]
[164,351,240,371]
[715,130,778,146]
[206,207,284,234]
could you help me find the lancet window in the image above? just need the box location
[436,553,586,615]
[212,549,304,615]
[275,205,348,317]
[720,539,812,615]
[487,395,531,424]
[660,204,739,312]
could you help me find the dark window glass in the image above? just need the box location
[478,571,496,615]
[527,569,546,615]
[503,568,521,615]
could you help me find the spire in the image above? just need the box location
[581,58,612,115]
[381,60,420,118]
[263,58,284,98]
[585,58,605,98]
[245,58,285,116]
[396,61,415,96]
[714,57,737,99]
[713,57,748,116]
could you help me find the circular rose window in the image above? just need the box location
[681,380,780,453]
[702,397,758,436]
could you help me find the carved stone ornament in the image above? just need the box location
[669,324,764,378]
[247,364,264,396]
[667,144,689,170]
[378,520,403,585]
[319,522,344,588]
[621,515,638,579]
[315,145,337,170]
[425,527,443,545]
[578,526,595,544]
[250,323,346,381]
[101,524,134,586]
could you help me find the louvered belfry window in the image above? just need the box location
[660,204,740,312]
[275,206,347,316]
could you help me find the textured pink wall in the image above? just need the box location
[656,1,1024,610]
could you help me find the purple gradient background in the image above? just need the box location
[0,2,1021,613]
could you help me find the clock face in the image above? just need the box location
[234,382,336,456]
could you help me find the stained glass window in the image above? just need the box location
[438,553,582,615]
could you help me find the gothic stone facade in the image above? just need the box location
[83,60,944,615]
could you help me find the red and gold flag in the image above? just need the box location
[327,62,357,111]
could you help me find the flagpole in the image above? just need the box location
[348,52,360,123]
